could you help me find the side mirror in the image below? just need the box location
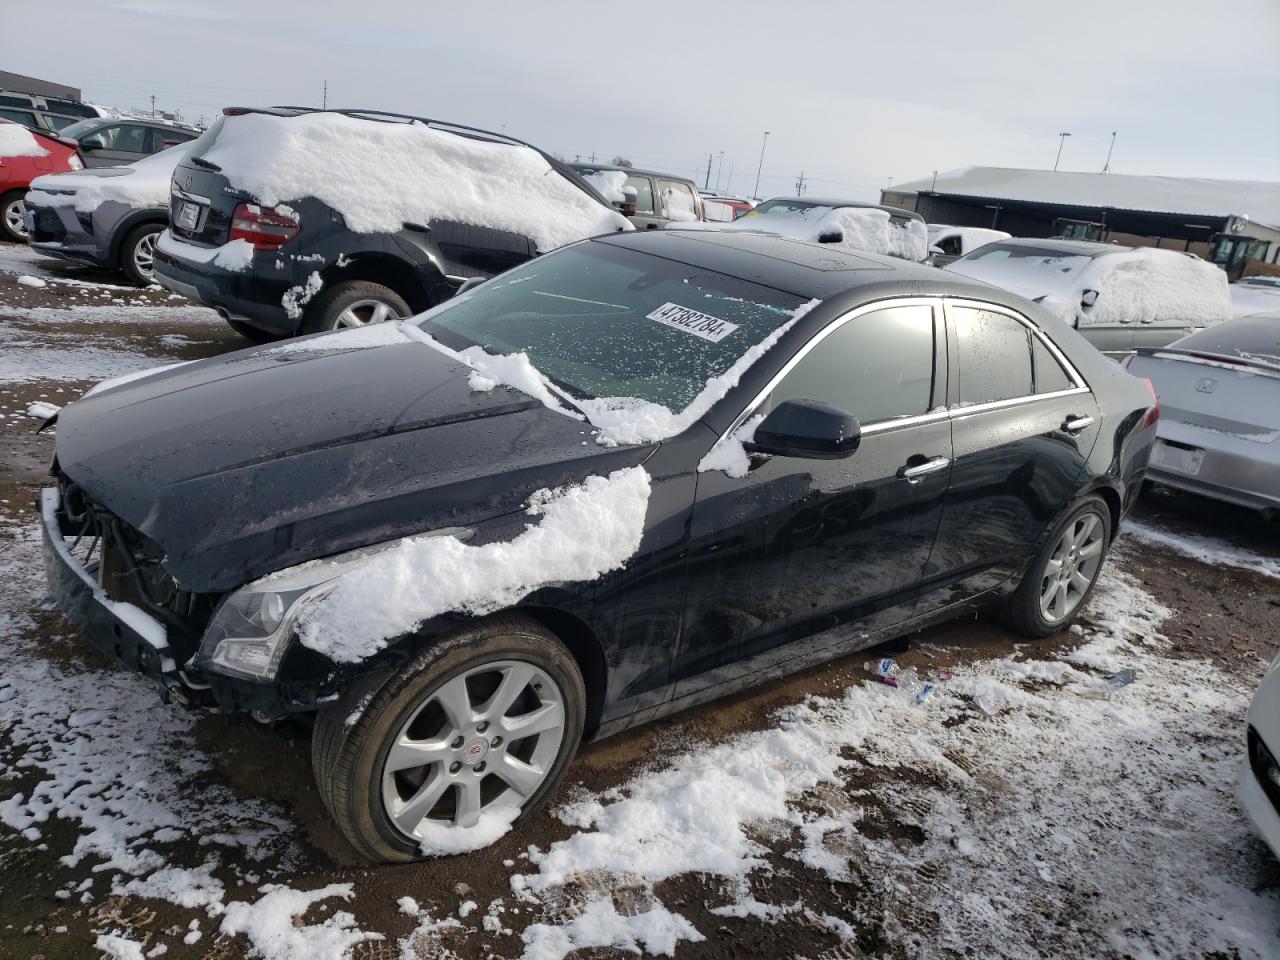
[817,229,844,244]
[929,244,944,255]
[744,398,860,459]
[1081,289,1099,308]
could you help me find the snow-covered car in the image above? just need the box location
[926,224,1011,266]
[945,238,1233,358]
[153,107,630,341]
[1241,648,1280,861]
[1230,276,1280,317]
[0,118,83,242]
[25,142,198,284]
[570,163,705,230]
[1124,314,1280,517]
[42,229,1159,863]
[700,193,753,221]
[696,197,930,262]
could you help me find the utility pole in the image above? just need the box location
[714,151,725,193]
[753,131,770,200]
[150,95,156,117]
[704,152,714,190]
[795,170,807,196]
[1053,131,1071,172]
[931,169,938,191]
[1102,131,1117,173]
[590,152,596,163]
[725,160,734,192]
[323,80,327,109]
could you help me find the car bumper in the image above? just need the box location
[1147,419,1280,513]
[40,486,190,701]
[25,205,108,267]
[1239,752,1280,861]
[153,236,300,335]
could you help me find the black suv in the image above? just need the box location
[153,107,626,342]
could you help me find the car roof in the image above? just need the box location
[991,236,1134,257]
[569,163,697,184]
[73,116,199,132]
[757,196,925,222]
[594,228,1011,302]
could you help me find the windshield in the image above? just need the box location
[954,243,1091,276]
[58,118,106,139]
[748,199,828,217]
[416,242,807,411]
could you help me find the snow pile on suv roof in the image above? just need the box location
[0,121,48,158]
[28,141,200,213]
[710,206,928,261]
[200,112,632,252]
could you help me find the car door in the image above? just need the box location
[79,123,151,167]
[1077,310,1136,359]
[673,300,952,698]
[626,175,665,231]
[917,300,1101,616]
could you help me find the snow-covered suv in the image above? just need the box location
[152,107,630,341]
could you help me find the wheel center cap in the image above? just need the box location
[462,740,489,765]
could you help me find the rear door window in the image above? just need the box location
[1032,337,1075,394]
[953,307,1034,405]
[657,180,699,222]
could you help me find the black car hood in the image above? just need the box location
[55,331,649,591]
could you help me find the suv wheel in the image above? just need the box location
[311,614,585,863]
[119,223,162,286]
[302,280,412,334]
[1,191,29,242]
[999,495,1111,638]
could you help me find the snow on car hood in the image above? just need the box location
[706,206,929,261]
[0,121,48,159]
[198,112,632,252]
[27,140,200,212]
[947,247,1232,326]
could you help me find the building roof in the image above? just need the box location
[890,166,1280,229]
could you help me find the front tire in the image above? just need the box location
[311,614,586,863]
[301,279,411,334]
[1,190,28,242]
[118,223,162,286]
[999,495,1112,638]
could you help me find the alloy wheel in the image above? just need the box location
[133,231,157,280]
[4,198,28,240]
[380,659,567,840]
[1039,511,1104,623]
[334,297,403,328]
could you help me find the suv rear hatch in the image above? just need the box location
[168,119,249,248]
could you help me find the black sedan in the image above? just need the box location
[41,230,1159,862]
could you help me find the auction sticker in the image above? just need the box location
[646,302,739,342]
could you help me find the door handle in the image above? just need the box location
[899,456,950,482]
[646,223,659,229]
[1063,416,1094,433]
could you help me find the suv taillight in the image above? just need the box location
[229,202,299,249]
[1140,377,1160,428]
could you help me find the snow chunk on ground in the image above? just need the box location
[219,884,381,960]
[1122,519,1280,580]
[0,122,48,158]
[25,400,60,421]
[95,933,146,960]
[17,275,47,288]
[520,897,703,960]
[418,805,520,857]
[210,238,254,272]
[27,141,197,213]
[296,466,651,662]
[199,112,631,252]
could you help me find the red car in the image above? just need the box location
[0,119,82,242]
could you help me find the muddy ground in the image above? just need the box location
[0,243,1276,960]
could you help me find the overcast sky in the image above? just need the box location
[8,0,1278,200]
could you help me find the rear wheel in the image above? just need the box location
[311,614,585,863]
[118,223,163,286]
[301,280,411,334]
[999,495,1111,638]
[1,190,28,242]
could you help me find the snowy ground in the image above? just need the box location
[0,241,1277,959]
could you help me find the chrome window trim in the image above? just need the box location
[713,295,1096,449]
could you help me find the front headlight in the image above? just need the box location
[197,528,471,681]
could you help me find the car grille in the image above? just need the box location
[30,206,65,244]
[1248,726,1280,815]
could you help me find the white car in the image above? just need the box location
[944,237,1232,358]
[1230,276,1280,317]
[1241,650,1280,860]
[926,224,1010,265]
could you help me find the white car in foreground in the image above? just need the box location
[1242,652,1280,860]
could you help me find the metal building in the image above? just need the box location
[0,71,81,102]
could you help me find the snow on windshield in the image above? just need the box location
[200,112,632,252]
[294,466,651,664]
[27,139,204,213]
[720,205,929,261]
[0,122,47,158]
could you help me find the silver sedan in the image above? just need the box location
[1125,313,1280,519]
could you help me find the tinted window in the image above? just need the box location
[626,176,654,214]
[151,128,196,152]
[1032,337,1074,393]
[81,124,148,152]
[954,307,1033,405]
[0,108,39,127]
[765,305,935,425]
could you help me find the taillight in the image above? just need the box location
[1140,377,1160,428]
[67,154,84,171]
[229,202,299,249]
